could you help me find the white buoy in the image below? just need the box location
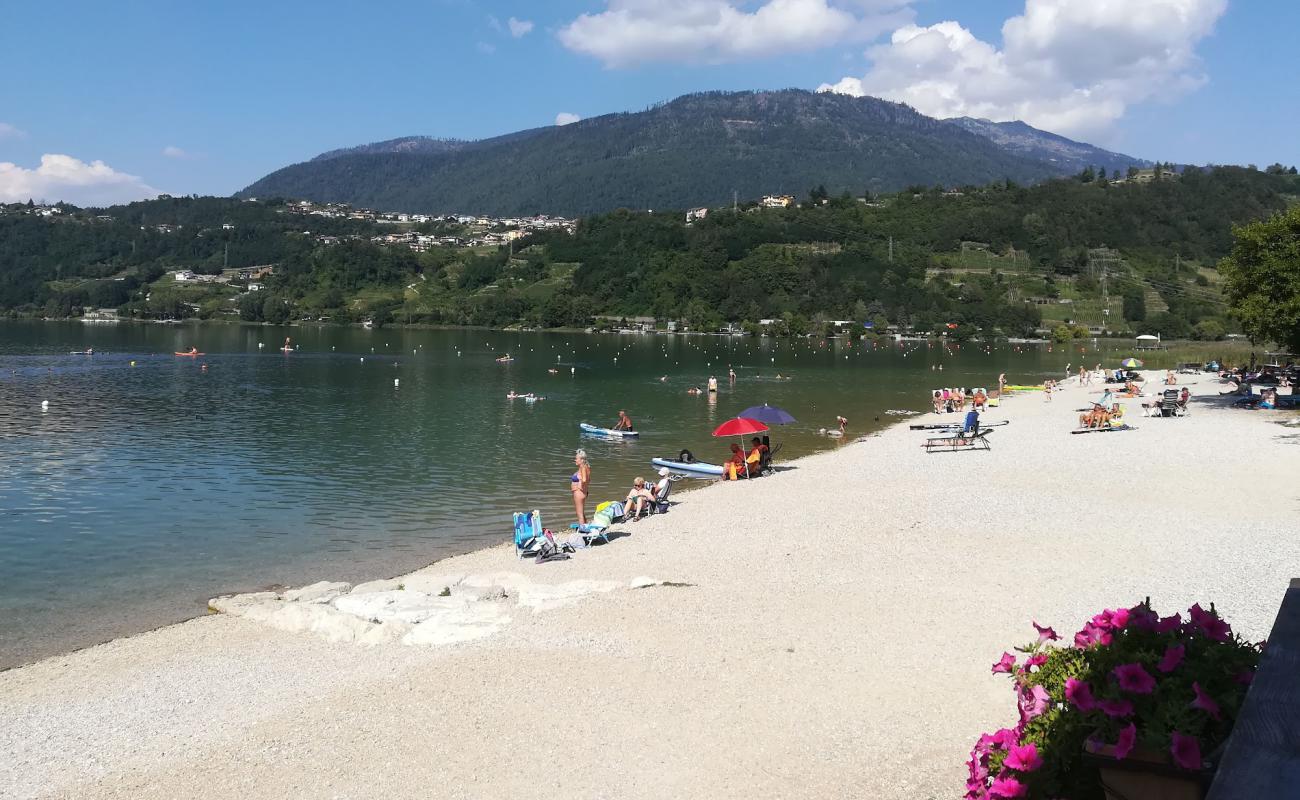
[41,400,49,411]
[570,367,575,375]
[360,357,365,363]
[258,342,264,349]
[394,378,400,387]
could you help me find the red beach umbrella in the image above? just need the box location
[712,417,769,479]
[712,417,769,437]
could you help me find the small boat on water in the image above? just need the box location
[651,455,722,477]
[507,391,535,399]
[580,423,639,438]
[496,355,515,363]
[174,351,204,357]
[69,350,94,355]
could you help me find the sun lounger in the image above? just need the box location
[923,428,993,453]
[569,522,611,546]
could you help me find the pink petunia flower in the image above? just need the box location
[1188,604,1232,641]
[1024,652,1049,670]
[1003,743,1044,772]
[1170,731,1202,771]
[1191,682,1222,720]
[1065,678,1096,711]
[1099,698,1134,718]
[992,652,1017,674]
[1157,644,1185,673]
[1113,723,1137,760]
[1156,613,1182,633]
[1127,605,1159,631]
[1032,621,1059,643]
[1018,684,1051,723]
[989,774,1027,798]
[1113,663,1156,694]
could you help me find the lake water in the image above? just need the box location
[0,321,1069,668]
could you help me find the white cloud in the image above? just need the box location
[555,112,582,126]
[476,41,496,55]
[0,154,161,206]
[162,145,190,159]
[0,122,26,140]
[818,0,1227,141]
[558,0,917,67]
[507,17,534,38]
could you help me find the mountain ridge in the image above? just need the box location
[239,90,1149,215]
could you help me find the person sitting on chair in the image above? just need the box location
[623,477,657,520]
[724,443,748,480]
[1178,387,1190,411]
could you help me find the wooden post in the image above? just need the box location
[1207,579,1300,798]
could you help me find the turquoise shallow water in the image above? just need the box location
[0,321,1069,668]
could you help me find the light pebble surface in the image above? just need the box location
[3,375,1298,799]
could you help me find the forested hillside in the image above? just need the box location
[4,167,1295,339]
[239,90,1090,216]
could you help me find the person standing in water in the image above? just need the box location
[728,367,736,385]
[707,375,719,393]
[571,449,591,524]
[998,373,1007,396]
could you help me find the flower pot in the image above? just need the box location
[1082,742,1212,800]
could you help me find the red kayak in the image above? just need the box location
[174,351,204,357]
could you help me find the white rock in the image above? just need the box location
[401,604,513,646]
[282,581,352,604]
[349,578,403,595]
[333,590,472,625]
[208,592,279,615]
[358,620,413,646]
[398,573,465,595]
[265,603,378,644]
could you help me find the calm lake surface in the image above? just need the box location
[0,321,1070,668]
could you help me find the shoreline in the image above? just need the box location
[4,374,1298,799]
[0,405,914,674]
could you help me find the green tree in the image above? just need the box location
[1193,319,1227,341]
[1122,289,1146,323]
[1219,205,1300,350]
[1051,324,1073,343]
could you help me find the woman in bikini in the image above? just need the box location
[571,449,591,524]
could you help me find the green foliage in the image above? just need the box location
[1192,319,1226,341]
[1219,205,1300,350]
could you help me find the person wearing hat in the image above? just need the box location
[653,467,673,503]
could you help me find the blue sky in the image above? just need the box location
[0,0,1295,204]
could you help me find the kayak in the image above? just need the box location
[69,350,93,355]
[174,352,204,357]
[580,422,639,438]
[651,457,723,477]
[910,420,1010,431]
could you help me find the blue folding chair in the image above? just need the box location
[513,510,544,558]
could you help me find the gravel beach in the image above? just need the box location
[3,374,1298,800]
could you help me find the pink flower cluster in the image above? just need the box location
[965,601,1248,798]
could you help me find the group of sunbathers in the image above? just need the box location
[1079,402,1124,429]
[931,388,987,414]
[722,437,770,480]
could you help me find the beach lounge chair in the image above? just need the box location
[514,510,545,558]
[923,429,993,453]
[1159,389,1184,417]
